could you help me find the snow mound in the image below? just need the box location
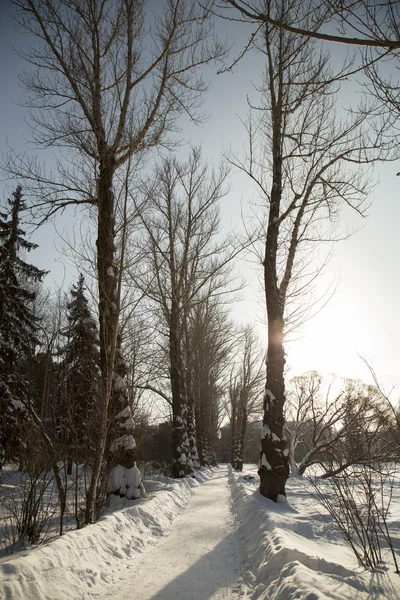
[0,471,212,600]
[228,465,400,600]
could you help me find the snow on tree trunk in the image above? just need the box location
[171,405,191,478]
[289,435,298,475]
[170,306,191,478]
[232,406,247,471]
[107,331,141,500]
[209,442,218,467]
[258,315,290,501]
[187,403,200,469]
[232,433,242,471]
[85,163,119,523]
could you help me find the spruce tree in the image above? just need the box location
[59,274,100,468]
[0,185,47,465]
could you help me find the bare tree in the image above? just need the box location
[228,325,264,471]
[134,148,235,475]
[284,371,323,475]
[8,0,225,521]
[221,1,400,147]
[189,297,234,466]
[285,372,391,477]
[360,359,400,458]
[224,0,388,501]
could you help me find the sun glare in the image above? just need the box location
[286,304,371,382]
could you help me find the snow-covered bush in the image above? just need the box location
[107,463,146,500]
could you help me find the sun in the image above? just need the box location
[285,303,370,382]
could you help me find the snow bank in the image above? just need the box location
[229,466,400,600]
[0,472,210,600]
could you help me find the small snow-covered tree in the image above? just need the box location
[58,274,99,470]
[0,185,47,465]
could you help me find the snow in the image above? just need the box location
[107,464,126,495]
[125,472,142,500]
[114,406,133,425]
[261,453,272,470]
[262,424,271,439]
[107,464,143,499]
[112,374,126,391]
[125,465,141,489]
[0,465,399,600]
[261,424,280,443]
[230,466,400,600]
[265,389,276,403]
[82,316,96,329]
[0,473,201,600]
[102,465,244,599]
[109,433,136,452]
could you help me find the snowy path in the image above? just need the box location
[101,465,248,600]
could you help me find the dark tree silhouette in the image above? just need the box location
[0,185,47,465]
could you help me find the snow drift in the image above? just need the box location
[1,464,399,600]
[0,472,208,600]
[229,466,400,600]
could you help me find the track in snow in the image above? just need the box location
[102,465,249,600]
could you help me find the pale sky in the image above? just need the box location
[1,1,399,395]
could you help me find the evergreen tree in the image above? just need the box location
[0,185,47,465]
[59,274,100,468]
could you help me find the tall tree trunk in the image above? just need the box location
[289,434,298,475]
[258,311,289,500]
[170,304,190,478]
[183,317,199,470]
[258,73,290,500]
[86,160,119,523]
[232,404,247,471]
[195,404,207,467]
[237,406,248,471]
[107,331,136,471]
[187,402,199,469]
[230,401,237,465]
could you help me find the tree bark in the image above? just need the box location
[86,159,119,523]
[258,85,290,499]
[195,404,207,467]
[258,310,289,500]
[170,303,190,478]
[237,406,247,471]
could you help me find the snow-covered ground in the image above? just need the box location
[0,464,399,599]
[101,465,246,599]
[231,465,400,599]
